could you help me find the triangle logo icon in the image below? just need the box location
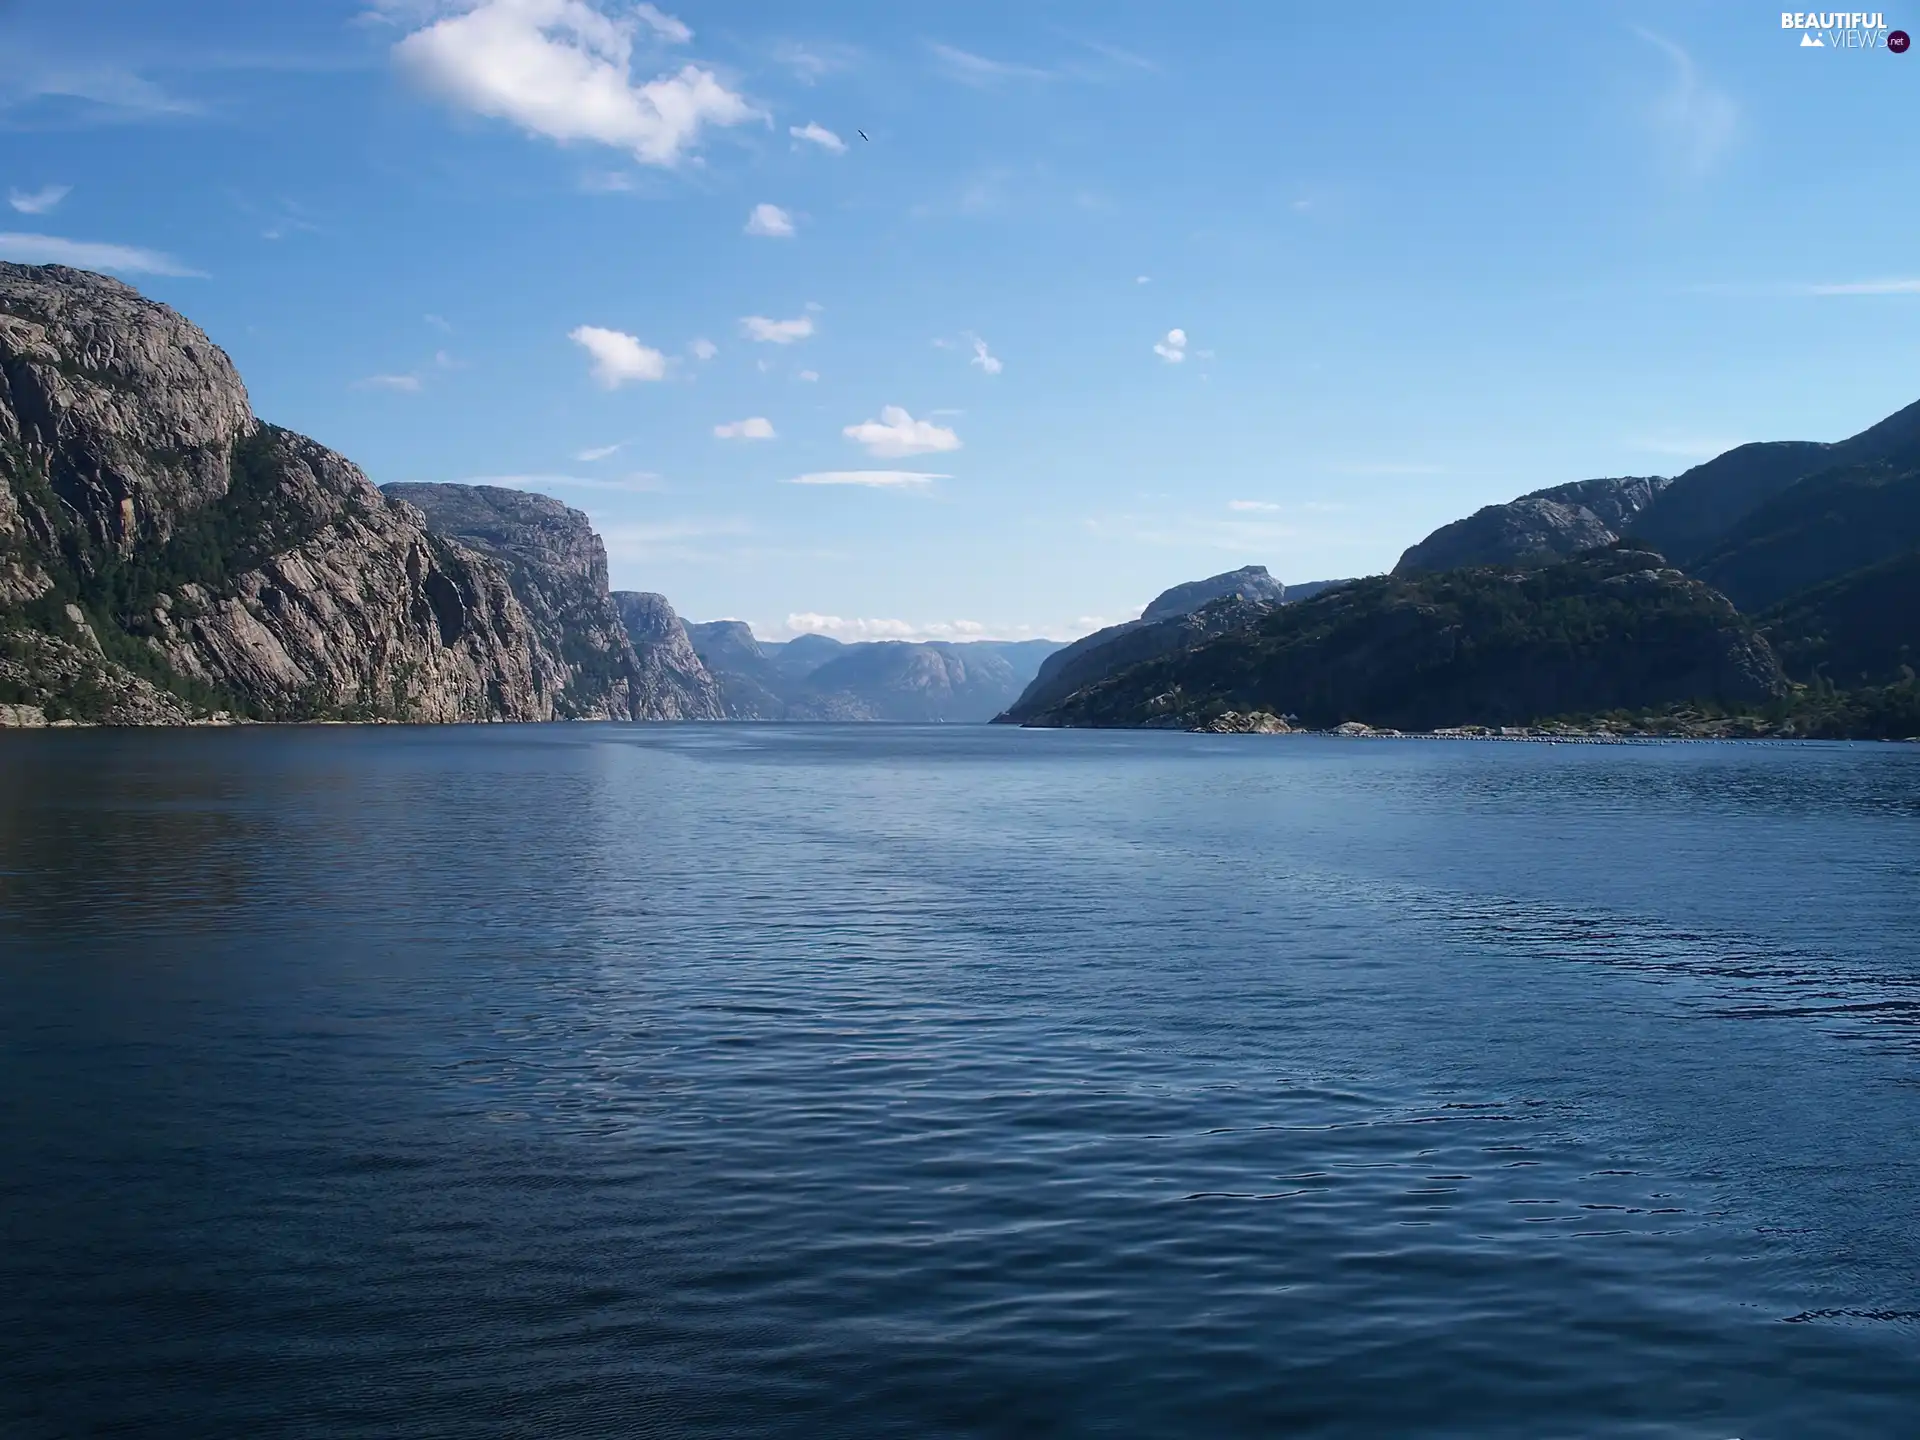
[1800,31,1825,45]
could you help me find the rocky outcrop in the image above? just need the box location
[611,590,725,719]
[0,263,552,723]
[1395,477,1669,575]
[1023,547,1785,733]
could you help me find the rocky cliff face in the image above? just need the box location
[611,590,725,719]
[384,482,706,720]
[0,263,551,724]
[1395,477,1669,575]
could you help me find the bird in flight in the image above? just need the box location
[857,130,869,142]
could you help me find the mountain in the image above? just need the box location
[684,623,1061,721]
[0,264,551,725]
[1395,477,1669,575]
[383,482,720,719]
[1019,547,1784,732]
[1140,564,1287,620]
[610,590,726,719]
[1683,460,1920,614]
[1629,398,1920,566]
[1759,549,1920,687]
[997,565,1320,724]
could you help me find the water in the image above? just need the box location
[1,726,1916,1438]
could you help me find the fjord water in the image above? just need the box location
[1,729,1916,1438]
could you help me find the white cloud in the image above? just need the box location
[775,613,1072,642]
[713,416,776,440]
[741,313,814,344]
[789,121,845,153]
[796,369,820,382]
[966,334,1002,375]
[633,2,691,42]
[0,232,201,276]
[354,372,423,392]
[568,323,667,386]
[689,336,718,360]
[394,0,757,167]
[424,312,454,332]
[1135,274,1150,284]
[842,405,961,459]
[1636,28,1737,179]
[574,442,623,461]
[745,202,795,238]
[773,41,860,84]
[7,185,71,216]
[787,470,947,488]
[1153,327,1187,363]
[1228,499,1280,512]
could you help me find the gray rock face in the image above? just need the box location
[0,263,553,723]
[611,591,725,719]
[384,482,679,720]
[1394,477,1669,575]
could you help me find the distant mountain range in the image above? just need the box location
[1,262,1914,734]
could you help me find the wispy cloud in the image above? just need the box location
[574,442,623,461]
[1154,327,1187,363]
[7,185,70,215]
[787,470,948,488]
[796,368,820,382]
[0,65,202,123]
[843,406,961,459]
[633,3,692,43]
[789,120,845,153]
[741,313,814,344]
[1636,28,1737,179]
[713,416,776,440]
[1800,278,1920,296]
[689,336,718,360]
[928,41,1055,85]
[966,333,1002,375]
[0,232,202,275]
[465,472,665,494]
[745,202,795,238]
[569,324,667,386]
[1228,499,1281,512]
[394,0,757,166]
[353,372,422,392]
[772,40,861,84]
[776,612,1064,642]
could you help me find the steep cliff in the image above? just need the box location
[1023,547,1784,732]
[385,482,714,720]
[611,590,725,719]
[0,264,550,724]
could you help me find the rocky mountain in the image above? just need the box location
[1395,477,1669,575]
[997,565,1337,724]
[1628,397,1920,566]
[1020,546,1784,732]
[0,263,553,725]
[383,483,721,720]
[610,590,725,719]
[684,623,1060,721]
[1139,564,1287,621]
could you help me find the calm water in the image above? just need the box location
[1,726,1917,1438]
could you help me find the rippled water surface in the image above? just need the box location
[2,726,1918,1438]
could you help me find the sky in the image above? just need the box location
[3,2,1919,641]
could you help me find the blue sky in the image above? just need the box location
[4,2,1918,640]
